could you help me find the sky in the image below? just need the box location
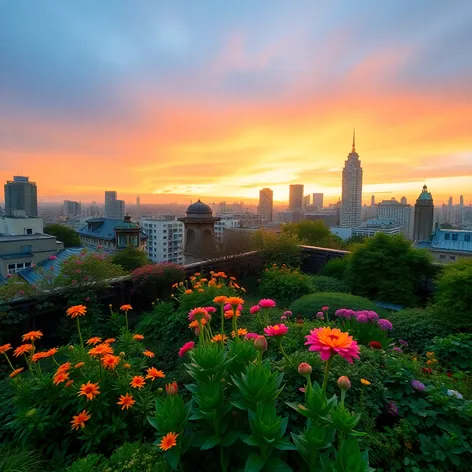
[1,0,472,206]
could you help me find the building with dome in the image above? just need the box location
[178,200,220,264]
[413,185,434,242]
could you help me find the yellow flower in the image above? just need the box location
[426,352,435,358]
[360,378,371,386]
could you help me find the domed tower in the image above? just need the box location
[178,200,220,264]
[413,185,434,242]
[114,214,147,250]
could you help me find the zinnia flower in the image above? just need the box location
[66,305,87,318]
[159,432,179,451]
[178,341,194,357]
[211,334,228,343]
[368,341,382,350]
[284,311,292,317]
[88,343,113,357]
[245,332,258,340]
[117,392,136,410]
[133,334,144,341]
[165,381,178,396]
[316,312,324,320]
[360,378,371,386]
[102,354,120,370]
[143,350,155,358]
[78,381,100,401]
[226,297,245,307]
[377,319,393,331]
[22,330,43,342]
[204,306,217,314]
[249,305,260,314]
[130,376,146,389]
[253,335,268,352]
[9,367,24,378]
[231,328,248,338]
[224,310,241,319]
[224,303,243,312]
[188,307,209,321]
[13,344,33,357]
[258,299,276,308]
[321,306,329,312]
[264,324,288,337]
[298,363,312,376]
[0,344,12,355]
[337,376,351,390]
[146,367,166,381]
[70,410,91,430]
[305,327,360,364]
[86,337,102,346]
[120,304,133,312]
[411,380,425,392]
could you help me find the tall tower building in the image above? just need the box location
[371,195,375,207]
[4,176,38,217]
[413,185,434,242]
[340,131,363,227]
[401,196,407,205]
[258,188,273,222]
[460,195,464,206]
[378,198,413,239]
[312,193,324,208]
[289,185,304,212]
[105,190,125,219]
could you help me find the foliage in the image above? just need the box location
[259,264,313,304]
[428,333,472,372]
[289,292,388,320]
[387,308,455,353]
[345,233,434,307]
[251,230,302,267]
[112,247,150,272]
[0,274,37,301]
[0,444,42,472]
[281,220,345,250]
[318,257,349,280]
[44,224,81,248]
[310,275,350,294]
[434,258,472,329]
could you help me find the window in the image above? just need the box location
[26,228,33,235]
[21,245,32,253]
[445,233,451,240]
[25,262,31,268]
[465,235,471,242]
[118,235,127,247]
[449,256,456,260]
[452,233,458,241]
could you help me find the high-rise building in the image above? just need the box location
[413,185,434,242]
[258,188,274,222]
[312,193,324,208]
[289,185,304,212]
[63,200,81,217]
[303,195,311,209]
[401,196,407,205]
[105,191,117,203]
[371,195,375,206]
[141,217,184,264]
[136,196,141,206]
[104,190,125,219]
[378,198,413,239]
[460,195,464,206]
[4,176,38,217]
[340,131,363,227]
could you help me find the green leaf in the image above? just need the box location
[265,457,293,471]
[273,438,297,451]
[243,434,261,447]
[166,447,180,470]
[221,430,241,447]
[245,453,266,472]
[201,435,220,450]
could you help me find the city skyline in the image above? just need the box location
[1,2,472,204]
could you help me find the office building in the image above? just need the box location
[340,131,363,227]
[312,193,324,209]
[64,200,81,218]
[214,215,241,243]
[352,218,403,238]
[371,195,375,206]
[304,195,311,209]
[4,176,38,217]
[258,188,274,222]
[413,185,434,242]
[401,196,407,205]
[378,198,413,239]
[141,217,184,264]
[416,227,472,263]
[104,191,125,219]
[289,185,304,212]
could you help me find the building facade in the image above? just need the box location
[258,188,274,222]
[64,200,81,218]
[340,132,363,228]
[214,215,241,243]
[0,216,44,236]
[104,191,125,219]
[378,199,413,239]
[427,228,472,262]
[352,218,403,238]
[312,193,324,209]
[413,185,434,242]
[4,176,38,217]
[289,185,304,212]
[141,217,184,264]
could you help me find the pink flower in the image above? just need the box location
[321,306,329,312]
[259,299,276,308]
[264,324,288,337]
[283,311,292,317]
[224,303,243,312]
[205,306,217,314]
[249,305,261,314]
[316,312,324,320]
[85,297,91,302]
[298,362,312,376]
[76,269,81,274]
[254,335,268,351]
[280,315,287,321]
[245,332,259,340]
[188,307,209,321]
[49,255,57,260]
[305,327,360,364]
[356,314,368,323]
[179,341,195,357]
[378,319,393,331]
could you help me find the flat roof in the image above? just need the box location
[0,233,55,242]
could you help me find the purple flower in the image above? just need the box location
[366,311,379,321]
[345,310,356,319]
[388,401,399,416]
[316,312,324,320]
[411,380,425,392]
[378,319,393,331]
[399,339,408,347]
[356,314,368,323]
[85,297,91,302]
[335,309,347,318]
[280,315,287,321]
[393,347,403,353]
[283,310,293,317]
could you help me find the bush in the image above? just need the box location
[44,224,81,248]
[289,292,388,319]
[251,230,302,267]
[310,275,350,293]
[112,247,150,272]
[281,220,345,249]
[387,308,455,352]
[427,333,472,372]
[318,257,348,280]
[0,444,42,472]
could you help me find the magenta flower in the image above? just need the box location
[305,327,360,364]
[245,332,259,340]
[258,299,276,308]
[393,347,403,353]
[204,306,217,314]
[49,255,57,260]
[399,339,408,347]
[264,324,288,337]
[280,315,287,321]
[316,312,324,320]
[283,310,292,317]
[179,341,195,357]
[321,306,329,312]
[411,380,425,392]
[356,314,368,323]
[378,319,393,331]
[366,311,379,321]
[224,303,242,312]
[249,305,261,315]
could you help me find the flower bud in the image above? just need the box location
[26,408,37,417]
[165,381,178,396]
[68,345,74,352]
[298,362,312,376]
[119,351,126,358]
[253,335,268,352]
[194,327,200,336]
[157,387,163,393]
[337,376,351,391]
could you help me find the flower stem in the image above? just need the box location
[76,317,84,348]
[278,339,295,369]
[3,353,15,371]
[321,356,334,391]
[197,320,204,344]
[125,312,129,332]
[220,305,225,337]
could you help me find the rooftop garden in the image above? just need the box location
[0,232,471,471]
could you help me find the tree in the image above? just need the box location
[44,224,81,247]
[345,233,434,307]
[251,230,302,267]
[112,247,150,272]
[281,220,344,249]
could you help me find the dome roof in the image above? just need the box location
[114,214,140,230]
[186,200,213,218]
[418,185,433,201]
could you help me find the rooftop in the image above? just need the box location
[0,233,56,242]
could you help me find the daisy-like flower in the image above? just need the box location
[213,296,228,305]
[231,328,248,338]
[120,304,133,312]
[226,297,245,307]
[188,307,209,322]
[57,362,71,373]
[159,432,179,451]
[305,327,360,364]
[13,344,33,357]
[123,363,131,369]
[245,332,259,340]
[184,289,193,295]
[143,350,155,358]
[31,351,49,362]
[53,371,70,386]
[104,338,116,344]
[0,344,12,355]
[224,310,241,319]
[178,341,194,357]
[102,354,120,370]
[133,334,144,341]
[258,299,276,308]
[22,330,43,342]
[146,367,166,381]
[70,410,91,431]
[264,324,289,337]
[211,334,228,343]
[224,303,243,312]
[86,337,102,346]
[66,305,87,318]
[65,380,74,388]
[189,319,207,329]
[117,392,136,410]
[88,343,113,357]
[130,375,146,389]
[9,367,24,378]
[78,381,100,401]
[249,305,260,314]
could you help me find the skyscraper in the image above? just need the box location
[371,195,375,206]
[378,198,412,239]
[63,200,81,217]
[460,195,464,206]
[401,196,407,205]
[105,190,125,219]
[340,131,363,227]
[303,195,311,209]
[4,176,38,217]
[289,185,304,212]
[258,188,273,222]
[413,185,434,242]
[312,193,324,208]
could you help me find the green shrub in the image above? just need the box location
[289,292,388,319]
[310,275,350,293]
[427,333,472,371]
[105,441,171,472]
[387,308,455,352]
[66,453,105,472]
[0,444,42,472]
[251,230,302,267]
[319,257,348,280]
[112,247,150,272]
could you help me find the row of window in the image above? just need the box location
[444,233,471,241]
[8,261,32,274]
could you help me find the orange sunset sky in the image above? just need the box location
[1,1,471,206]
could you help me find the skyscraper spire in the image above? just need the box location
[352,128,356,152]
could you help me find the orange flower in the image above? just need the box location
[143,350,155,358]
[117,392,136,410]
[211,334,228,343]
[123,363,131,369]
[231,328,248,338]
[45,347,59,357]
[120,304,133,312]
[184,289,193,295]
[75,362,85,369]
[213,296,228,305]
[208,279,216,287]
[133,334,144,341]
[146,367,165,381]
[88,343,113,357]
[9,367,24,378]
[22,330,43,342]
[198,289,204,293]
[226,297,245,306]
[78,381,100,401]
[53,371,70,386]
[86,337,102,346]
[70,410,91,431]
[66,305,87,318]
[32,351,48,362]
[102,354,120,370]
[188,318,207,329]
[159,432,179,451]
[230,276,237,281]
[104,338,116,344]
[65,380,74,388]
[305,327,360,364]
[13,344,33,357]
[224,310,241,319]
[57,362,71,373]
[130,375,146,389]
[0,344,12,355]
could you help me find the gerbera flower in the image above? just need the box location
[130,375,146,389]
[143,350,155,358]
[213,295,228,305]
[211,334,228,343]
[86,337,102,346]
[120,304,133,312]
[22,330,43,342]
[258,299,276,308]
[146,367,166,381]
[224,310,241,319]
[70,410,91,430]
[133,334,144,341]
[184,289,193,295]
[104,338,116,344]
[305,327,360,364]
[0,344,12,355]
[245,332,259,340]
[9,367,24,378]
[178,341,194,357]
[78,381,100,401]
[117,392,136,410]
[102,354,120,370]
[188,307,208,322]
[88,343,113,357]
[53,371,70,386]
[159,432,179,451]
[45,348,58,357]
[66,305,87,318]
[13,344,33,357]
[65,380,74,388]
[31,351,48,362]
[249,305,260,314]
[226,297,245,307]
[57,362,71,373]
[264,324,288,337]
[231,328,248,338]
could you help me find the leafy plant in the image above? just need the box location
[251,230,302,267]
[428,333,472,371]
[310,275,350,294]
[319,257,349,280]
[112,247,150,272]
[0,444,42,472]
